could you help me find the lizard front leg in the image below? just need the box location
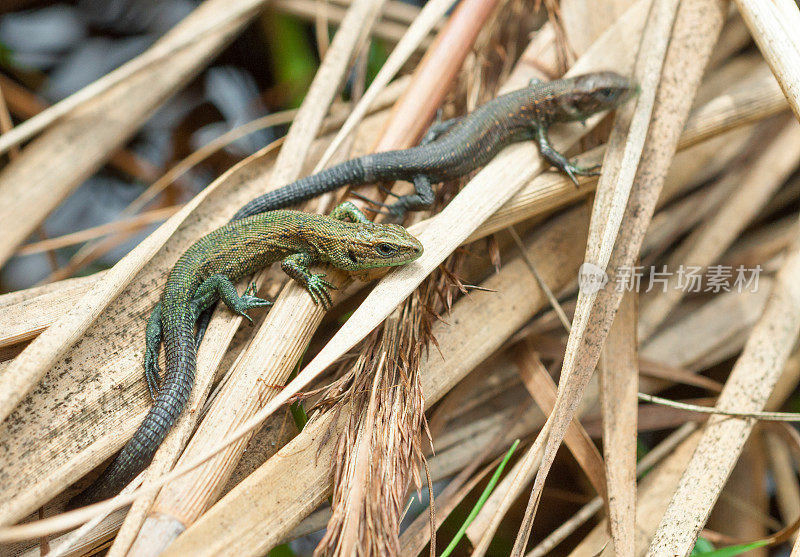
[535,124,600,187]
[281,252,337,309]
[329,201,372,223]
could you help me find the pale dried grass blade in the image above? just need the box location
[569,431,704,556]
[528,422,697,557]
[646,222,800,555]
[583,0,678,259]
[733,0,800,122]
[599,291,638,556]
[15,206,180,256]
[510,1,686,551]
[0,1,259,268]
[273,0,431,45]
[0,276,103,349]
[559,0,635,55]
[641,279,773,372]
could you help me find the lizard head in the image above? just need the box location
[331,222,424,271]
[556,71,637,122]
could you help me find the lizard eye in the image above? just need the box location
[598,87,615,99]
[376,243,397,256]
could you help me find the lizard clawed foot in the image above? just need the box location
[305,274,337,310]
[233,295,273,323]
[377,185,402,199]
[244,282,259,297]
[363,207,403,220]
[349,191,384,207]
[562,162,602,188]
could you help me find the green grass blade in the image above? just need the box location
[440,439,521,557]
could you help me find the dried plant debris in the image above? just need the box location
[3,0,800,556]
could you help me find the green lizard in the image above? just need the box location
[71,202,423,505]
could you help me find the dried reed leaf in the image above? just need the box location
[559,0,635,56]
[0,0,260,268]
[638,116,800,339]
[0,276,103,349]
[313,0,456,172]
[599,291,638,556]
[572,354,800,556]
[568,431,704,556]
[707,8,752,69]
[646,224,800,554]
[15,206,180,257]
[509,0,688,551]
[529,423,697,557]
[641,280,773,372]
[733,0,800,121]
[274,0,435,46]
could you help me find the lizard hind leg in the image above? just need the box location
[144,303,163,400]
[420,112,462,145]
[384,174,435,218]
[194,274,272,324]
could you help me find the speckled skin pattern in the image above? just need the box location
[71,202,423,505]
[233,71,635,220]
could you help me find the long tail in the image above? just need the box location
[232,158,367,220]
[70,316,196,507]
